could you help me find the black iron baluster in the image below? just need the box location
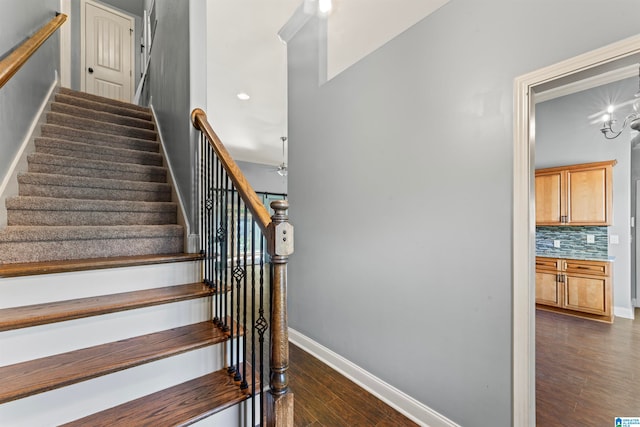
[223,175,230,333]
[228,187,236,376]
[199,134,205,278]
[207,143,213,290]
[241,203,248,390]
[256,236,268,426]
[211,154,219,324]
[251,219,257,425]
[215,161,224,328]
[233,195,243,382]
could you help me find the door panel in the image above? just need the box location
[566,168,607,224]
[564,274,607,315]
[535,172,563,224]
[536,271,561,307]
[84,1,132,102]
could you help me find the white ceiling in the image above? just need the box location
[206,0,450,166]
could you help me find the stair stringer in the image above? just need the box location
[149,103,198,253]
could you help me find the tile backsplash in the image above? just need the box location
[536,226,608,260]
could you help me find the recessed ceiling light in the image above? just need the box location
[237,92,250,101]
[318,0,332,14]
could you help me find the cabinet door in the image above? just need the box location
[564,274,608,315]
[566,166,611,225]
[535,172,563,225]
[536,271,562,307]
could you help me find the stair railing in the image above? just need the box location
[0,13,67,89]
[191,108,294,427]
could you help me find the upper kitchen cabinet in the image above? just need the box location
[535,160,616,226]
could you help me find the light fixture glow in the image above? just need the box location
[237,92,250,101]
[318,0,332,14]
[600,65,640,140]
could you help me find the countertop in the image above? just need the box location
[536,253,615,262]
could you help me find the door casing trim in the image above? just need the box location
[512,33,640,426]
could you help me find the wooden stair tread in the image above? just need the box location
[0,321,230,404]
[60,364,257,427]
[0,253,203,278]
[0,283,214,331]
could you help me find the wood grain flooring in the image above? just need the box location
[289,343,419,427]
[536,308,640,426]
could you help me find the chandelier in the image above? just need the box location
[600,65,640,139]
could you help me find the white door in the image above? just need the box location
[82,0,134,102]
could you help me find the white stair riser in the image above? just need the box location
[0,261,201,308]
[0,343,237,427]
[0,297,219,366]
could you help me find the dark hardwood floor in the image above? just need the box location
[536,308,640,426]
[289,343,419,427]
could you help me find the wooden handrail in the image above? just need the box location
[193,107,294,426]
[0,13,67,89]
[191,108,272,234]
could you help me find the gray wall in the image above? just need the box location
[286,1,640,426]
[0,0,60,185]
[147,0,193,228]
[237,161,288,194]
[536,79,635,314]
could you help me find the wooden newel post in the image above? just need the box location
[266,200,294,427]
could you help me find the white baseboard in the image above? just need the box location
[614,306,635,319]
[288,328,460,427]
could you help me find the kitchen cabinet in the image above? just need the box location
[535,160,615,226]
[535,257,612,323]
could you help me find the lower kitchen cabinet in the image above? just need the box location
[535,257,612,323]
[535,270,562,307]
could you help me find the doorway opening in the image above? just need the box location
[513,34,640,425]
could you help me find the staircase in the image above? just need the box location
[0,87,182,264]
[0,89,257,426]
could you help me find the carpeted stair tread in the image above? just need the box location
[35,137,164,167]
[0,225,183,263]
[47,112,157,141]
[6,196,177,226]
[54,93,153,121]
[18,172,171,202]
[59,87,150,113]
[61,365,255,427]
[0,224,183,242]
[41,124,159,152]
[0,283,214,331]
[0,321,229,404]
[27,153,167,183]
[7,196,176,213]
[50,102,155,131]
